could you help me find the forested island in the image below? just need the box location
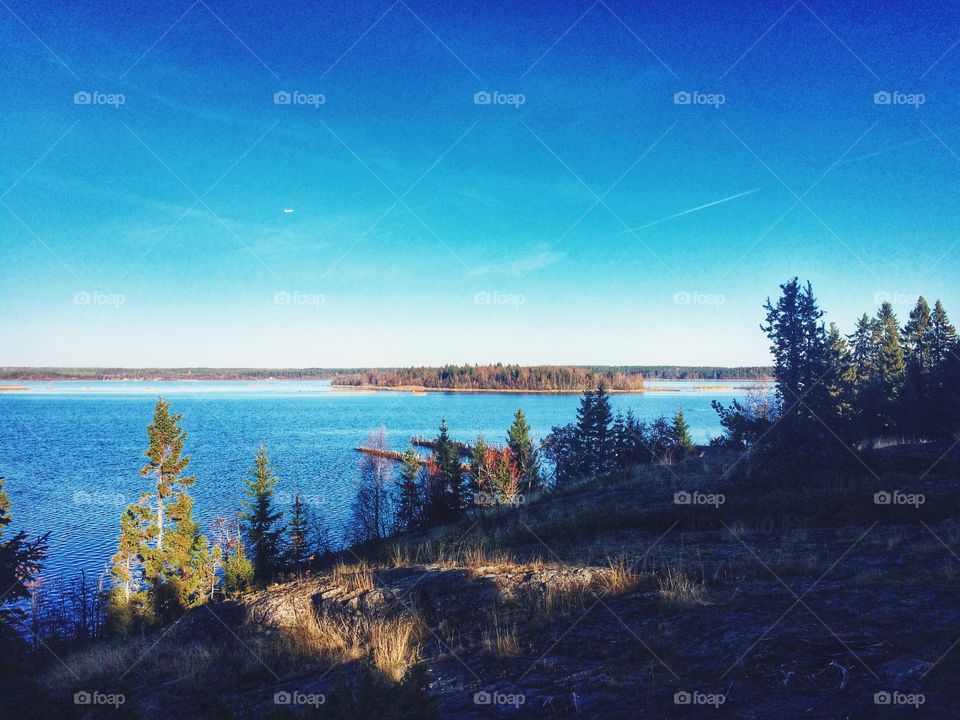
[331,364,647,392]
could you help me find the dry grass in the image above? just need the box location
[370,616,422,681]
[656,567,706,608]
[600,555,640,595]
[482,612,521,658]
[332,561,375,593]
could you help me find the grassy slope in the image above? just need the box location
[35,444,960,718]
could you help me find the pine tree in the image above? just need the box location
[672,408,694,458]
[395,449,423,533]
[240,444,283,584]
[140,398,194,555]
[507,409,541,494]
[110,399,210,627]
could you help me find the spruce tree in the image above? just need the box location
[428,419,465,523]
[287,492,311,576]
[929,300,959,433]
[902,297,934,435]
[0,476,48,642]
[241,444,283,584]
[507,409,541,494]
[872,302,906,434]
[612,410,627,471]
[395,449,423,533]
[672,408,694,458]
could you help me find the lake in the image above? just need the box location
[0,380,767,585]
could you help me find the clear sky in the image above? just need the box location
[2,0,959,367]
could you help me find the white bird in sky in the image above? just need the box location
[283,208,294,214]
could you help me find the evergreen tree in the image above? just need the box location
[223,538,254,594]
[929,300,959,434]
[623,409,651,465]
[109,399,211,628]
[870,302,906,435]
[649,415,673,462]
[507,409,541,494]
[930,300,958,369]
[849,313,877,386]
[672,408,694,458]
[493,448,521,502]
[612,410,627,471]
[427,419,465,524]
[470,435,491,497]
[394,449,423,533]
[542,423,577,486]
[901,297,934,435]
[286,492,311,576]
[573,385,613,477]
[240,444,283,584]
[0,475,48,643]
[825,322,856,425]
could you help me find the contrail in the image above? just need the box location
[621,187,761,233]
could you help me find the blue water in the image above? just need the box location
[0,380,766,584]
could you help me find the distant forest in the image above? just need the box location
[332,365,646,392]
[0,365,772,384]
[0,367,347,381]
[594,366,773,380]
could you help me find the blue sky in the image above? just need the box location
[2,0,959,367]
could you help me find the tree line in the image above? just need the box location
[332,364,646,392]
[710,278,960,476]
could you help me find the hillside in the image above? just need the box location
[30,443,960,718]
